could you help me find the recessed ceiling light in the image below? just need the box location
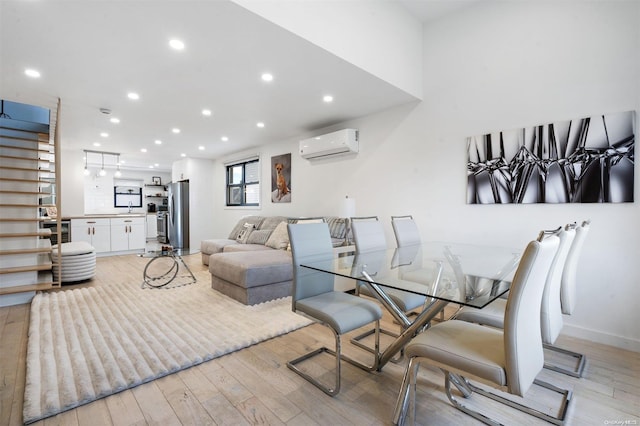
[172,128,180,134]
[323,95,334,103]
[110,117,120,124]
[221,136,229,142]
[155,139,162,145]
[256,122,265,128]
[180,153,186,157]
[261,73,273,82]
[154,163,159,167]
[100,132,109,138]
[127,92,140,100]
[169,39,185,50]
[25,69,41,78]
[202,109,212,116]
[93,142,101,147]
[198,146,205,150]
[140,148,147,153]
[148,165,154,169]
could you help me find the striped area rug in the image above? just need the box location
[23,279,311,424]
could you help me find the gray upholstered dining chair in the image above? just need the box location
[390,214,447,322]
[393,234,565,426]
[286,222,382,396]
[455,224,586,378]
[349,217,427,350]
[391,215,421,248]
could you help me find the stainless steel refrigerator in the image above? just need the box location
[168,180,189,248]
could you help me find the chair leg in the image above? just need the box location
[392,357,420,426]
[351,326,399,353]
[443,373,501,426]
[287,320,380,397]
[443,372,573,426]
[544,343,587,378]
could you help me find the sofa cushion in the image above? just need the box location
[223,244,272,252]
[228,216,264,240]
[246,229,273,245]
[265,221,289,250]
[209,250,292,288]
[260,216,287,230]
[201,239,238,255]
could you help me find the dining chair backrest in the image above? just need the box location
[287,223,335,306]
[540,227,575,345]
[503,235,559,396]
[561,220,591,315]
[351,217,386,253]
[391,215,421,248]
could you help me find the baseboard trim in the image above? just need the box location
[562,324,640,352]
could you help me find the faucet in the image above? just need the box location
[128,201,132,213]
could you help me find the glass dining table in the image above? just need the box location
[301,241,521,369]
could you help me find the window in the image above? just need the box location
[113,179,143,208]
[226,159,260,206]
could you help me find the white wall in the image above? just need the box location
[209,1,640,350]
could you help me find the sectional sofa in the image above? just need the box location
[201,216,349,305]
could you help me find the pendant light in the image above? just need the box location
[83,154,90,176]
[99,153,107,176]
[114,154,122,177]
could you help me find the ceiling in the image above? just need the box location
[0,1,475,172]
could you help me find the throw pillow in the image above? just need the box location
[246,229,273,245]
[265,221,289,250]
[326,217,347,239]
[236,223,255,243]
[228,216,264,239]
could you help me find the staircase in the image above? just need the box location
[0,99,61,306]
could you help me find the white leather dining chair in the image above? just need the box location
[551,219,591,377]
[391,215,421,248]
[455,224,587,378]
[286,222,382,396]
[392,234,567,425]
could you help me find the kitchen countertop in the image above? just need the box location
[63,214,147,219]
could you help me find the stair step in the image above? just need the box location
[0,282,56,295]
[0,246,52,256]
[0,263,52,274]
[0,230,51,238]
[0,204,56,208]
[0,177,52,184]
[0,154,53,163]
[0,144,52,154]
[0,217,47,222]
[0,190,50,196]
[0,165,55,173]
[0,133,50,143]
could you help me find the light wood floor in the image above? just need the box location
[1,253,638,425]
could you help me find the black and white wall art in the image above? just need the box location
[467,111,635,204]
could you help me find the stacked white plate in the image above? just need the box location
[52,241,96,283]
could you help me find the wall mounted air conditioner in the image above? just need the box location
[299,129,359,159]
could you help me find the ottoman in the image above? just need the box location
[209,250,292,305]
[52,241,96,283]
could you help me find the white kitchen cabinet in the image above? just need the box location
[110,217,145,251]
[71,218,111,253]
